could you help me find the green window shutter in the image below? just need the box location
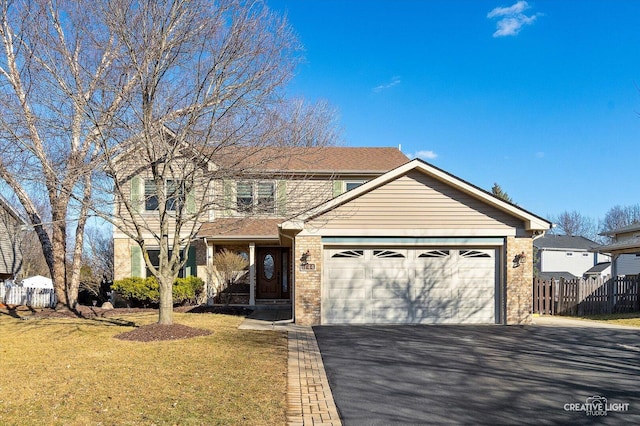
[130,177,141,212]
[276,180,287,216]
[223,180,233,216]
[185,246,197,277]
[131,245,142,277]
[332,180,343,197]
[186,189,196,214]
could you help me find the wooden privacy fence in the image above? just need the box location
[0,284,57,308]
[533,276,640,316]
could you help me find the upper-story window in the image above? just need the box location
[345,181,365,191]
[145,179,183,212]
[237,181,275,214]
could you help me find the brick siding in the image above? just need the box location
[294,235,322,325]
[505,236,534,324]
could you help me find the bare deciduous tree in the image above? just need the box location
[549,210,598,240]
[0,0,338,322]
[0,0,136,308]
[79,225,114,303]
[93,0,339,324]
[601,204,640,233]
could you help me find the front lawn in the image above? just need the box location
[578,312,640,327]
[0,310,287,425]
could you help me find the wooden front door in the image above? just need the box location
[257,247,289,299]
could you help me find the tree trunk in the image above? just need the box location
[50,217,70,309]
[158,274,174,325]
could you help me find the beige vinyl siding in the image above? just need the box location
[308,171,523,231]
[212,178,335,218]
[113,167,210,239]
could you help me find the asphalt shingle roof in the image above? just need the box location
[208,146,409,174]
[198,218,283,239]
[585,262,611,274]
[534,234,600,251]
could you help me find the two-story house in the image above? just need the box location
[113,146,551,325]
[533,234,610,280]
[598,223,640,277]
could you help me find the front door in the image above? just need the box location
[257,247,290,299]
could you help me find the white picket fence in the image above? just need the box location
[0,284,57,308]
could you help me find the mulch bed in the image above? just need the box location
[114,323,212,342]
[0,304,254,342]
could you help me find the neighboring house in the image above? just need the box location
[583,262,612,280]
[113,148,551,325]
[533,234,610,279]
[598,223,640,277]
[0,194,25,280]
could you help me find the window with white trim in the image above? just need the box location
[345,181,365,191]
[331,250,364,258]
[418,250,450,258]
[460,250,491,258]
[373,249,405,258]
[146,249,186,278]
[236,181,275,214]
[145,179,184,212]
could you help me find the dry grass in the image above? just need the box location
[579,312,640,327]
[0,312,287,425]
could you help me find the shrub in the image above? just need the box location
[112,275,204,307]
[111,277,159,307]
[173,276,204,305]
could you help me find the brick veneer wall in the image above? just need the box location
[294,235,322,325]
[505,236,534,324]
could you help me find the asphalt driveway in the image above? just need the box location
[313,321,640,425]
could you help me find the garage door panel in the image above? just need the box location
[414,268,454,280]
[369,268,409,280]
[327,286,366,300]
[457,287,494,298]
[371,283,411,300]
[328,267,365,280]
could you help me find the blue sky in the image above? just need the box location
[269,0,640,224]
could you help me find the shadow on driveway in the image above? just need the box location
[313,324,640,425]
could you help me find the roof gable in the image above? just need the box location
[282,159,551,232]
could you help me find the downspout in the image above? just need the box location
[273,232,295,324]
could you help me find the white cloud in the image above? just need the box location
[535,151,544,158]
[487,1,541,37]
[373,76,401,92]
[487,1,529,18]
[411,150,438,160]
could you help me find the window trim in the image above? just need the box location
[145,247,194,279]
[236,180,276,214]
[144,179,184,212]
[344,180,366,192]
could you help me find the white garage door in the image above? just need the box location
[323,247,498,324]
